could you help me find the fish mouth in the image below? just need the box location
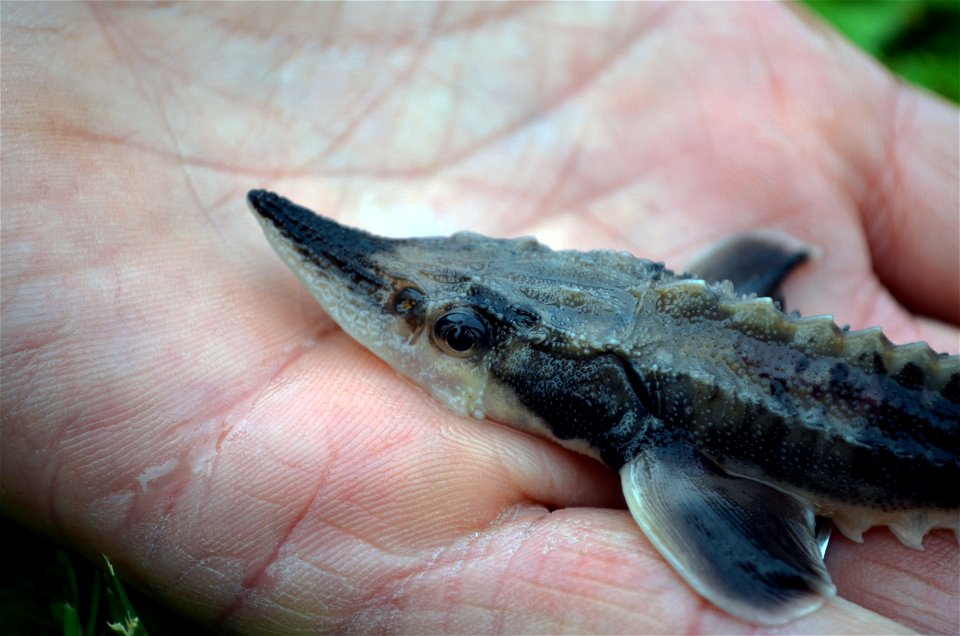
[247,189,395,293]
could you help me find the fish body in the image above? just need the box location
[247,190,959,625]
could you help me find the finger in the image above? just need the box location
[341,507,913,634]
[856,87,960,325]
[825,530,960,634]
[262,332,624,555]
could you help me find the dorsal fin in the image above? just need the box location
[687,231,811,304]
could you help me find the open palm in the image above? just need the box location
[3,3,957,633]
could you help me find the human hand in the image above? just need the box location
[2,3,956,633]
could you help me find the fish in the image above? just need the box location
[246,189,959,625]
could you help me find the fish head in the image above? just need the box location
[248,190,652,425]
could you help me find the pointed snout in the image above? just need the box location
[247,189,394,291]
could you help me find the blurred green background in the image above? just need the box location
[2,2,958,635]
[805,0,959,102]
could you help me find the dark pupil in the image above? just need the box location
[435,310,487,353]
[445,324,476,352]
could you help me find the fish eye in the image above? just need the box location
[432,308,490,358]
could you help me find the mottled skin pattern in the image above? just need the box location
[493,275,959,512]
[407,239,960,517]
[248,190,959,525]
[247,189,959,623]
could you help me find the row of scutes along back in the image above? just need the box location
[653,279,960,401]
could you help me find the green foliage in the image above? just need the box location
[103,558,147,636]
[805,0,959,102]
[0,527,140,636]
[0,520,212,636]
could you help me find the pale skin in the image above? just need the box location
[2,3,957,634]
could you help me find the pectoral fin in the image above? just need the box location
[688,232,811,305]
[620,442,835,625]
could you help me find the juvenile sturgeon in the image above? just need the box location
[247,190,959,625]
